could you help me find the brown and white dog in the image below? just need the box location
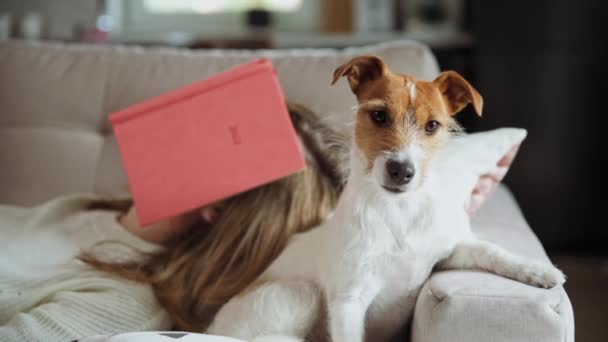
[208,56,565,342]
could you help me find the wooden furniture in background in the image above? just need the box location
[322,0,353,33]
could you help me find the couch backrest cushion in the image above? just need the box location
[0,40,439,205]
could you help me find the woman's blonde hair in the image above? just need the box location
[80,103,347,331]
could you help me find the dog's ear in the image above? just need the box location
[433,71,483,116]
[331,56,386,93]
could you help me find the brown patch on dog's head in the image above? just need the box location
[433,71,483,116]
[332,55,387,93]
[331,56,483,188]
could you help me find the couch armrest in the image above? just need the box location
[411,186,574,342]
[412,271,573,342]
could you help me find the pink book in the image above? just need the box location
[109,59,306,226]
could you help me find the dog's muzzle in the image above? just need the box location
[383,159,415,193]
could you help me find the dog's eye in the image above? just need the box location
[370,110,389,126]
[425,120,440,134]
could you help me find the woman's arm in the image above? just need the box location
[119,206,198,245]
[119,203,223,245]
[0,279,171,341]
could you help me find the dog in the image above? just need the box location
[207,56,565,342]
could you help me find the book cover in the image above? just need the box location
[110,59,306,226]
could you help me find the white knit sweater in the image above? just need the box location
[0,195,172,342]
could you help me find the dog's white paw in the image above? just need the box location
[517,262,566,288]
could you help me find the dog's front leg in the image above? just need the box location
[437,240,565,288]
[327,284,379,342]
[328,299,366,342]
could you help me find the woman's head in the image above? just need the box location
[80,103,347,331]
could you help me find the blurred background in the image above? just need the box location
[0,0,606,340]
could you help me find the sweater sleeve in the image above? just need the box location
[0,278,171,342]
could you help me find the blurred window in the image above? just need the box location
[109,0,318,36]
[143,0,303,13]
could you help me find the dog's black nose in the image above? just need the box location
[386,159,415,185]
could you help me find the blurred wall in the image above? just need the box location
[470,0,607,253]
[0,0,97,39]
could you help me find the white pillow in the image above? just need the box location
[435,128,528,209]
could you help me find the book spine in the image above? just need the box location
[109,58,274,126]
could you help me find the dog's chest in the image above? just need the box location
[354,211,451,341]
[322,198,446,290]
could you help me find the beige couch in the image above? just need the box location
[0,40,574,341]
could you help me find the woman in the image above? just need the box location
[0,104,347,341]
